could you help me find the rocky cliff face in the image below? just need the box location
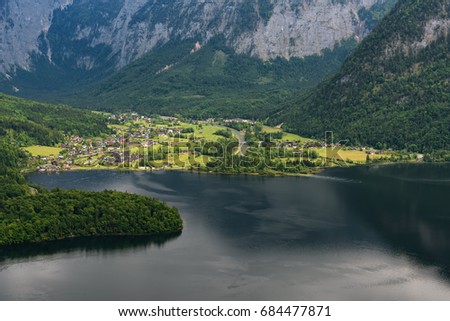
[0,0,73,74]
[0,0,395,76]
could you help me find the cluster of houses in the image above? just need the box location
[33,113,206,171]
[191,118,215,125]
[35,112,400,171]
[223,118,256,125]
[36,156,68,173]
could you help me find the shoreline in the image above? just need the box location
[0,231,183,249]
[26,164,319,177]
[25,160,434,178]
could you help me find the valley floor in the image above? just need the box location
[23,113,421,176]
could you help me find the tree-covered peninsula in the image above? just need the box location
[0,142,183,246]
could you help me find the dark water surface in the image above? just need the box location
[1,163,450,300]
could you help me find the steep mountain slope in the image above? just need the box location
[0,0,395,101]
[74,37,357,119]
[0,93,110,146]
[275,0,450,152]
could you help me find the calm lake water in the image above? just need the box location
[1,163,450,300]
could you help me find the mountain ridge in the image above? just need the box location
[0,0,395,98]
[274,0,450,152]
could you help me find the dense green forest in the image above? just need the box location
[273,0,450,152]
[72,36,358,119]
[0,188,183,246]
[0,93,110,146]
[0,141,183,246]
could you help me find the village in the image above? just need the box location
[26,112,415,173]
[26,113,284,172]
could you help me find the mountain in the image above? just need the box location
[74,36,359,119]
[275,0,450,152]
[0,0,395,107]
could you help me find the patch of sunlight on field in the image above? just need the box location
[315,148,387,162]
[24,146,63,157]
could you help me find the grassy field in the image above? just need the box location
[262,126,281,133]
[180,123,226,141]
[260,125,311,143]
[25,146,63,157]
[109,124,129,132]
[169,153,210,168]
[282,132,311,142]
[314,148,387,163]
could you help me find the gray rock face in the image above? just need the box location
[0,0,73,74]
[237,0,379,60]
[0,0,393,75]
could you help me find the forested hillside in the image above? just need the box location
[274,0,450,152]
[0,93,110,146]
[73,37,357,119]
[0,142,183,246]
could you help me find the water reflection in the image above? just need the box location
[0,233,181,264]
[321,164,450,276]
[3,164,448,300]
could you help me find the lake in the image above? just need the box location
[1,163,450,300]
